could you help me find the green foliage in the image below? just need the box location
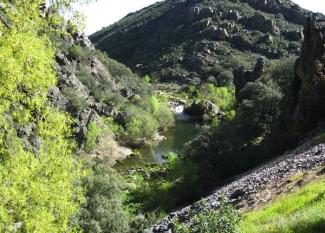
[237,82,282,141]
[259,57,296,94]
[174,198,240,233]
[144,74,151,83]
[149,95,160,113]
[0,1,85,232]
[217,71,234,87]
[241,177,325,233]
[125,153,200,214]
[78,159,130,233]
[124,110,159,143]
[62,87,89,112]
[119,94,174,145]
[68,44,85,60]
[87,49,134,78]
[85,122,103,151]
[187,84,236,113]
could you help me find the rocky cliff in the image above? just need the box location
[47,30,147,160]
[276,15,325,146]
[90,0,313,84]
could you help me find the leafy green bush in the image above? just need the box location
[78,159,130,233]
[174,198,240,233]
[198,84,235,112]
[62,87,89,112]
[124,111,159,143]
[85,122,103,151]
[217,71,234,87]
[144,74,151,83]
[125,153,200,214]
[68,44,85,60]
[237,82,282,141]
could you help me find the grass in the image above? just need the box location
[240,176,325,233]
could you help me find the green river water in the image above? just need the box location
[116,111,202,170]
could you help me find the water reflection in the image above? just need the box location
[116,111,202,170]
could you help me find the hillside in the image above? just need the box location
[90,0,317,84]
[150,14,325,232]
[152,141,325,232]
[1,1,325,233]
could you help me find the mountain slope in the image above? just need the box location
[150,14,325,232]
[152,142,325,232]
[90,0,314,84]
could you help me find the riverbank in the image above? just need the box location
[115,107,202,171]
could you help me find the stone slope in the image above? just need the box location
[90,0,316,84]
[151,141,325,232]
[47,31,142,160]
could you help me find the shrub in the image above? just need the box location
[68,44,85,60]
[237,82,282,141]
[78,159,130,233]
[62,87,89,113]
[198,84,235,112]
[217,71,234,87]
[124,112,158,143]
[144,75,151,83]
[0,2,85,232]
[85,122,103,151]
[174,198,240,233]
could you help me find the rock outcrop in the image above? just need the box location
[277,16,325,145]
[233,56,267,97]
[184,100,223,118]
[49,31,139,157]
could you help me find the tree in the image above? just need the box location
[78,159,130,233]
[0,1,85,232]
[236,82,282,141]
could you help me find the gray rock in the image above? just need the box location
[72,32,94,48]
[243,13,280,35]
[48,86,67,110]
[282,30,304,41]
[184,100,220,117]
[233,57,267,95]
[120,88,134,99]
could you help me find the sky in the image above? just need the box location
[77,0,325,35]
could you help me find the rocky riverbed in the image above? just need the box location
[150,141,325,233]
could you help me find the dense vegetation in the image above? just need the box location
[0,1,86,232]
[1,0,323,233]
[59,43,174,148]
[108,56,304,233]
[174,198,240,233]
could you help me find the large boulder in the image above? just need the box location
[282,30,304,41]
[243,13,280,35]
[184,100,222,117]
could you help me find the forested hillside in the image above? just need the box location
[91,0,316,84]
[0,1,173,232]
[0,0,324,233]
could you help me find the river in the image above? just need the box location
[116,108,202,170]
